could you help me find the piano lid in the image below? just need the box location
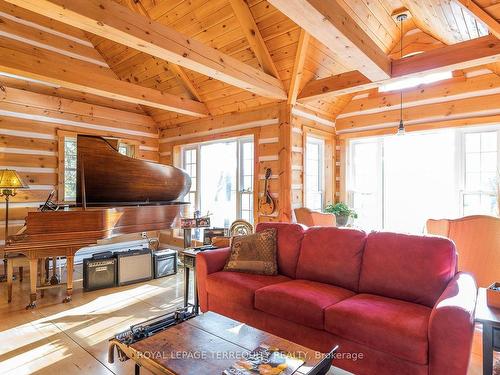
[76,135,191,205]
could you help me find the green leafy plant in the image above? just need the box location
[324,202,358,219]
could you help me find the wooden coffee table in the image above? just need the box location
[109,311,331,374]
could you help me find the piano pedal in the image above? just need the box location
[50,275,60,285]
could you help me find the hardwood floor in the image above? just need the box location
[0,264,494,374]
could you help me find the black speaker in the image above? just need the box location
[153,249,177,279]
[115,248,153,286]
[83,254,117,292]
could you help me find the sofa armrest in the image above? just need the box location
[428,272,477,375]
[196,247,231,312]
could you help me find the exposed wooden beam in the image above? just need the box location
[0,1,91,46]
[456,0,500,39]
[160,104,280,142]
[0,14,109,67]
[5,0,286,99]
[299,35,500,101]
[267,0,391,81]
[337,115,500,138]
[0,44,210,117]
[339,73,500,117]
[391,35,500,78]
[229,0,280,78]
[336,93,500,132]
[299,71,373,101]
[0,84,157,128]
[287,29,310,105]
[167,62,203,102]
[118,0,203,102]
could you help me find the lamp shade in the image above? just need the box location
[0,169,29,189]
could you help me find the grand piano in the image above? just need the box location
[6,135,191,308]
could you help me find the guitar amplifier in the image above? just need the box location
[83,253,117,292]
[115,248,153,286]
[153,249,177,279]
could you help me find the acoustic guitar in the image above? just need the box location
[259,168,275,215]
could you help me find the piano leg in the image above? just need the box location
[27,258,37,309]
[50,257,59,285]
[39,259,45,299]
[63,255,74,303]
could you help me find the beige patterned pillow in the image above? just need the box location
[224,229,278,275]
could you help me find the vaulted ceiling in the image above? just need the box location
[0,0,498,130]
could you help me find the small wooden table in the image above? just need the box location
[181,248,198,311]
[109,312,330,374]
[475,288,500,375]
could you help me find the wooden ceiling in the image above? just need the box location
[0,0,498,130]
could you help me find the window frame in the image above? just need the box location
[182,145,200,215]
[346,137,384,229]
[180,135,255,224]
[345,125,500,231]
[304,135,325,211]
[238,138,254,223]
[457,127,500,216]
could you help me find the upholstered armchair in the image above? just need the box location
[294,207,336,227]
[426,215,500,288]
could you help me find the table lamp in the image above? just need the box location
[0,169,28,281]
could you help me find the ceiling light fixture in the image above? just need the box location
[396,13,408,136]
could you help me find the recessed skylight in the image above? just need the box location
[378,71,453,93]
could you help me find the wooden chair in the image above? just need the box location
[426,215,500,288]
[294,207,336,227]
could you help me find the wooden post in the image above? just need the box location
[278,104,293,222]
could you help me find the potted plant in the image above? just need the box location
[324,202,358,227]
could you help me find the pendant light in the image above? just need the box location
[396,13,407,136]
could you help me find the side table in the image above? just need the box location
[475,287,500,375]
[181,248,198,312]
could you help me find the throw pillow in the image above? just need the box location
[224,228,278,275]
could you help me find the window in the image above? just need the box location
[379,71,452,93]
[61,135,136,202]
[239,139,254,223]
[305,136,324,211]
[181,136,254,227]
[462,131,498,215]
[64,137,77,201]
[348,139,383,230]
[347,127,499,233]
[118,143,135,157]
[182,147,198,215]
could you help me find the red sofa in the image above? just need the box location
[196,223,477,375]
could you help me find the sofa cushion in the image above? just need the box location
[255,279,355,330]
[325,294,431,365]
[359,232,457,307]
[295,227,367,291]
[256,223,305,278]
[206,271,290,309]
